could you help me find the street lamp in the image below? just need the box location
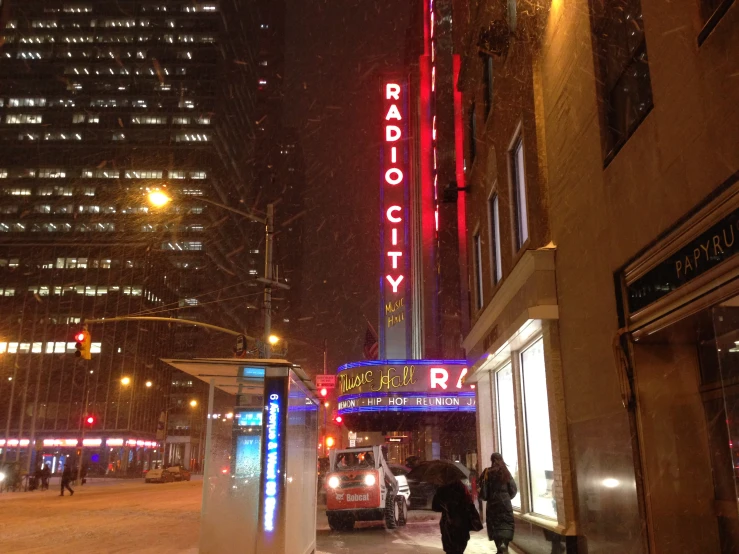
[190,399,198,408]
[121,377,131,386]
[146,191,288,359]
[145,380,153,388]
[268,334,280,346]
[147,190,171,207]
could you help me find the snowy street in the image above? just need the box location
[0,478,201,554]
[0,479,496,553]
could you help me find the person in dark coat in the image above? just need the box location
[481,453,517,553]
[40,463,51,490]
[60,465,74,496]
[432,479,476,554]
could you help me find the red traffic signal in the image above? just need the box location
[74,329,92,360]
[85,415,96,426]
[320,388,328,397]
[334,415,343,424]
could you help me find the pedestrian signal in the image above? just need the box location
[74,330,91,360]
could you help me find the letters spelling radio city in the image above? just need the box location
[384,82,406,329]
[339,365,470,395]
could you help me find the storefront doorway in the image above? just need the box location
[630,296,739,553]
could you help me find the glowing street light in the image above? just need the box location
[190,399,198,408]
[145,380,153,388]
[121,377,131,386]
[268,334,280,346]
[147,190,171,207]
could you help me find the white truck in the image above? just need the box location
[324,445,408,530]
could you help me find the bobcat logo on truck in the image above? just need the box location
[324,445,407,531]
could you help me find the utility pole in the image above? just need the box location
[323,339,328,375]
[263,203,274,359]
[76,375,90,486]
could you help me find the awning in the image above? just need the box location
[160,357,317,394]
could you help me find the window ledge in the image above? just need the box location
[698,0,735,45]
[516,511,575,535]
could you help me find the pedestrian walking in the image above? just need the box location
[60,465,75,496]
[41,463,51,490]
[479,453,517,553]
[432,479,483,554]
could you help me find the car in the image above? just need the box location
[388,464,411,504]
[406,460,471,510]
[144,467,173,483]
[165,465,191,482]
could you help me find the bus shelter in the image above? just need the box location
[162,358,319,554]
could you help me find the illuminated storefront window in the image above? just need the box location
[496,363,520,509]
[521,338,556,519]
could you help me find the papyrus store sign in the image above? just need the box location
[336,360,476,414]
[380,78,411,359]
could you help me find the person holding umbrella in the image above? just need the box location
[432,477,483,554]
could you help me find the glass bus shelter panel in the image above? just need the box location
[285,374,319,554]
[200,390,262,554]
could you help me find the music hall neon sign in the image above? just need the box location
[381,78,410,358]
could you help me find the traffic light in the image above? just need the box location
[334,415,343,425]
[74,329,91,360]
[325,436,335,448]
[320,388,328,397]
[85,415,96,427]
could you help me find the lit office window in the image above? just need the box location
[169,171,186,179]
[189,171,207,179]
[174,133,211,142]
[38,169,66,178]
[9,98,46,107]
[124,170,163,179]
[5,114,43,124]
[63,6,93,14]
[131,116,167,125]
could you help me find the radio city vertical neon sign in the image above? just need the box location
[381,78,410,358]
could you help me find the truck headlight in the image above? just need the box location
[364,473,376,486]
[328,476,340,489]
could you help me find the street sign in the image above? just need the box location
[315,375,336,389]
[235,334,247,356]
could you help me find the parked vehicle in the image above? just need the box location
[388,464,411,504]
[165,465,191,481]
[144,467,173,483]
[406,460,471,510]
[324,446,406,530]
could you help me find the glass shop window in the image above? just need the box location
[521,338,557,519]
[496,362,521,509]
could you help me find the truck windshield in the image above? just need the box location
[335,451,374,470]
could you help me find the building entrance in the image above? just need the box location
[631,297,739,553]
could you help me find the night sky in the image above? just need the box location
[284,0,411,373]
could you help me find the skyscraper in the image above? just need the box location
[0,0,267,473]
